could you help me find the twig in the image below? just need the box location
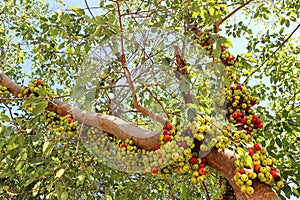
[201,181,211,200]
[143,85,170,119]
[276,88,300,114]
[84,0,95,19]
[214,0,254,33]
[243,23,300,84]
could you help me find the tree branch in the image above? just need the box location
[174,45,195,104]
[115,0,167,125]
[243,23,300,84]
[0,72,160,150]
[207,148,280,200]
[214,0,254,33]
[84,0,95,19]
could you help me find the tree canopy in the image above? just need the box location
[0,0,299,199]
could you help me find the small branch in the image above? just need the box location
[174,45,195,104]
[115,0,125,55]
[276,87,300,114]
[143,85,170,119]
[214,0,254,33]
[201,182,211,200]
[243,23,300,84]
[84,0,95,19]
[114,0,167,125]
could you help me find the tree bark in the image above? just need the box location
[0,72,280,199]
[206,148,280,200]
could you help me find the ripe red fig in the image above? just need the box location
[165,122,172,130]
[151,167,158,174]
[270,170,277,179]
[227,56,235,61]
[164,135,171,142]
[232,112,238,118]
[37,79,43,85]
[257,123,263,129]
[254,165,261,173]
[254,143,262,151]
[248,148,254,156]
[189,157,197,165]
[239,168,245,174]
[241,118,247,124]
[163,129,170,135]
[198,167,207,175]
[68,118,74,124]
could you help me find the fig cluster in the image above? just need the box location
[233,143,283,194]
[217,178,236,200]
[194,29,285,195]
[41,112,78,138]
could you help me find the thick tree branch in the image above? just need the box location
[0,72,160,150]
[207,148,280,200]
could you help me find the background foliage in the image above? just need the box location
[0,0,299,199]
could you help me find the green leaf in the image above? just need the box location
[186,103,199,111]
[180,184,189,200]
[55,168,65,178]
[162,57,170,66]
[43,142,56,157]
[275,137,282,147]
[292,187,300,197]
[219,38,233,48]
[37,88,47,97]
[222,75,231,88]
[237,147,245,157]
[283,185,292,198]
[179,80,190,93]
[32,181,41,196]
[32,101,48,116]
[25,98,42,106]
[18,133,25,147]
[43,141,50,154]
[0,113,10,122]
[282,109,288,118]
[60,191,69,200]
[86,16,103,25]
[244,155,254,170]
[281,122,292,133]
[186,108,197,121]
[69,6,85,16]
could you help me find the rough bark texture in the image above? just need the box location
[0,72,280,199]
[207,148,280,200]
